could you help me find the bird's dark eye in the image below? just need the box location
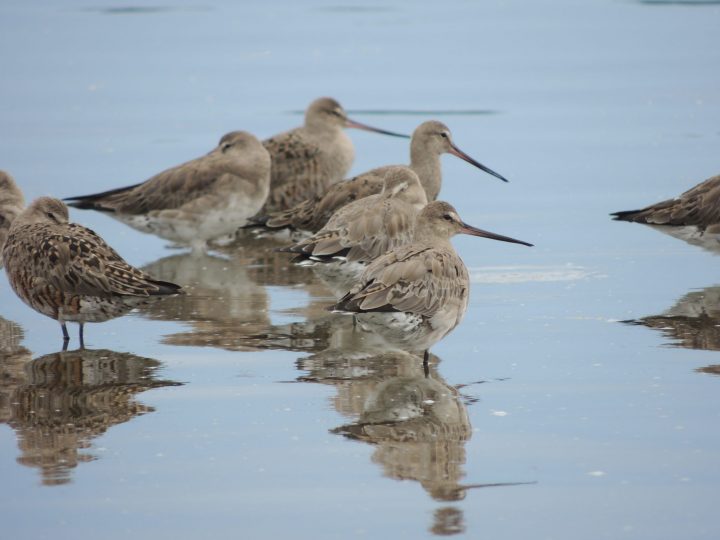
[440,132,448,138]
[443,214,453,221]
[221,143,231,152]
[46,212,55,220]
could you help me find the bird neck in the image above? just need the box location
[413,224,452,247]
[409,146,442,201]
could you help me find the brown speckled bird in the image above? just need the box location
[2,197,182,348]
[64,131,271,253]
[331,201,532,360]
[258,97,408,215]
[280,167,427,265]
[0,170,25,268]
[612,173,720,231]
[256,120,508,233]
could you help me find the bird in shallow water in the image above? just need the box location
[2,197,182,348]
[0,170,25,268]
[258,96,409,214]
[330,201,532,363]
[254,120,508,233]
[278,167,428,294]
[611,173,720,232]
[64,131,271,253]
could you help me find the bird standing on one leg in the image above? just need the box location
[330,201,532,355]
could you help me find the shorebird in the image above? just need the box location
[2,197,182,348]
[612,173,720,232]
[0,170,25,268]
[330,201,532,359]
[64,131,271,253]
[256,120,508,233]
[278,167,427,273]
[259,96,408,214]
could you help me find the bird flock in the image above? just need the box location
[1,96,711,361]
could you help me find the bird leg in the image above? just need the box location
[423,350,430,378]
[61,323,70,350]
[79,323,85,349]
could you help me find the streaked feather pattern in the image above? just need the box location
[3,198,181,328]
[612,174,720,228]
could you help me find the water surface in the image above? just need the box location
[1,0,719,538]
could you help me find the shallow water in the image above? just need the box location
[1,0,720,538]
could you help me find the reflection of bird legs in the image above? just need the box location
[61,324,69,351]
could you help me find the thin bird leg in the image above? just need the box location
[61,323,70,343]
[79,323,85,349]
[423,350,430,378]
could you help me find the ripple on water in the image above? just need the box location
[469,264,605,284]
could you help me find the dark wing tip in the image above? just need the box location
[151,279,183,296]
[610,209,643,222]
[64,196,116,213]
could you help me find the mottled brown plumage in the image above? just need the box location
[259,97,407,214]
[612,173,720,230]
[1,347,180,485]
[280,167,427,266]
[258,120,508,233]
[331,202,531,353]
[0,170,25,268]
[2,197,182,347]
[64,131,271,252]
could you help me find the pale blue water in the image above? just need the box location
[1,0,719,538]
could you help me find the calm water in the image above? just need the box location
[1,0,720,538]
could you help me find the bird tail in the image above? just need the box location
[149,279,184,296]
[610,209,644,222]
[64,181,143,212]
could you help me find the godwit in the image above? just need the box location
[330,201,531,359]
[612,173,720,231]
[2,197,182,348]
[259,96,408,214]
[256,120,508,233]
[0,170,25,268]
[64,131,271,253]
[279,167,427,269]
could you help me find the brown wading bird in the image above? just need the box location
[330,201,532,363]
[254,120,508,233]
[278,167,427,273]
[0,170,25,268]
[2,197,182,348]
[612,173,720,232]
[258,96,409,214]
[64,131,271,253]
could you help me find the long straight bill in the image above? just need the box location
[459,222,533,246]
[345,118,410,138]
[449,143,509,183]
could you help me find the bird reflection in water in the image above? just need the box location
[626,284,720,376]
[137,238,336,351]
[299,349,533,536]
[0,327,181,486]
